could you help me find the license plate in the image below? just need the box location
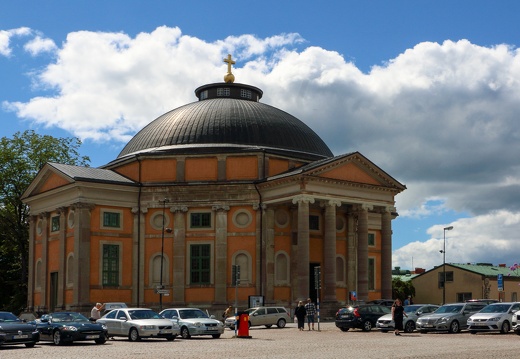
[86,335,98,339]
[13,334,29,339]
[474,323,487,326]
[423,324,433,328]
[379,324,388,327]
[159,330,172,334]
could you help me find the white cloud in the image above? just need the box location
[393,210,520,270]
[24,36,57,56]
[4,27,520,268]
[0,27,32,56]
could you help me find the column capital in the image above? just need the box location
[56,206,68,215]
[321,199,342,208]
[292,195,315,205]
[70,202,95,211]
[131,206,148,214]
[212,205,230,212]
[171,205,188,213]
[354,203,373,212]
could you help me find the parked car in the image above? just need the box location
[466,299,499,305]
[97,308,177,341]
[225,307,291,329]
[467,302,520,334]
[376,304,440,333]
[159,308,224,339]
[36,312,107,345]
[103,302,128,315]
[0,311,40,348]
[415,302,487,333]
[366,299,394,307]
[335,304,391,332]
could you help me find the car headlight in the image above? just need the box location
[101,324,107,330]
[62,326,78,331]
[438,317,449,324]
[489,317,501,322]
[139,325,155,330]
[193,322,203,327]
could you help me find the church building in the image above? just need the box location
[22,55,405,316]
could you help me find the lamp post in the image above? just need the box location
[159,198,171,311]
[440,226,454,304]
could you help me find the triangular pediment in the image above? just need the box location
[22,164,75,199]
[304,152,405,189]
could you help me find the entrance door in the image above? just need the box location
[49,272,58,312]
[309,263,321,303]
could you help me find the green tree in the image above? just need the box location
[392,277,415,301]
[0,130,89,314]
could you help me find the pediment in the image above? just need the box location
[22,164,74,199]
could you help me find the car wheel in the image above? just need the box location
[339,327,349,332]
[501,321,510,334]
[362,320,373,332]
[212,334,221,339]
[166,334,175,341]
[95,337,106,344]
[53,330,64,345]
[181,326,191,339]
[128,327,141,342]
[380,330,388,333]
[265,324,272,328]
[448,320,459,333]
[277,318,286,328]
[404,321,415,333]
[25,342,36,348]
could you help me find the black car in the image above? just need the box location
[36,312,108,345]
[335,304,391,331]
[0,311,40,348]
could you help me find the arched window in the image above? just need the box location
[150,254,169,286]
[66,254,74,287]
[275,251,290,285]
[336,256,346,283]
[232,251,252,285]
[35,259,42,289]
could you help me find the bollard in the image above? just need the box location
[237,312,252,338]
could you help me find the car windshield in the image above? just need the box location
[435,305,463,314]
[478,304,512,313]
[51,312,89,323]
[0,312,22,323]
[404,305,423,313]
[179,309,209,319]
[128,310,162,320]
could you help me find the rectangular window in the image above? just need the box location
[190,213,211,228]
[438,271,454,288]
[51,216,60,232]
[368,233,375,246]
[240,89,252,99]
[103,212,121,228]
[368,258,375,290]
[200,90,208,100]
[217,88,230,97]
[102,244,119,286]
[457,292,472,302]
[309,215,320,230]
[190,244,211,284]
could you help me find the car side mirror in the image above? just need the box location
[119,316,127,321]
[41,318,49,323]
[417,311,423,315]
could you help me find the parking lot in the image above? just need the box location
[2,322,520,359]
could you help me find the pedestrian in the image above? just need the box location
[392,298,407,336]
[305,298,316,330]
[294,301,307,331]
[404,295,411,306]
[223,305,233,321]
[90,302,105,321]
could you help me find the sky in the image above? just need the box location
[2,0,520,272]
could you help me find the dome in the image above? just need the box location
[117,82,333,160]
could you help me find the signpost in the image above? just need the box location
[498,274,504,292]
[232,264,240,337]
[314,266,321,331]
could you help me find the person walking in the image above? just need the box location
[392,298,407,336]
[90,302,105,321]
[305,298,316,330]
[294,301,307,331]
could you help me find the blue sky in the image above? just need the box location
[2,1,520,271]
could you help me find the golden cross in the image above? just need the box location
[223,54,235,74]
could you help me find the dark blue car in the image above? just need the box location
[0,311,40,348]
[36,312,107,345]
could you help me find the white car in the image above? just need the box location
[160,308,224,339]
[467,302,520,334]
[97,308,178,341]
[376,304,439,333]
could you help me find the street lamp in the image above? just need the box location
[440,226,454,304]
[159,198,172,311]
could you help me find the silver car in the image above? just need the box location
[416,302,487,333]
[376,304,439,333]
[225,307,292,330]
[97,308,178,341]
[160,308,224,339]
[467,302,520,334]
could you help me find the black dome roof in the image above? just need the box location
[117,83,333,160]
